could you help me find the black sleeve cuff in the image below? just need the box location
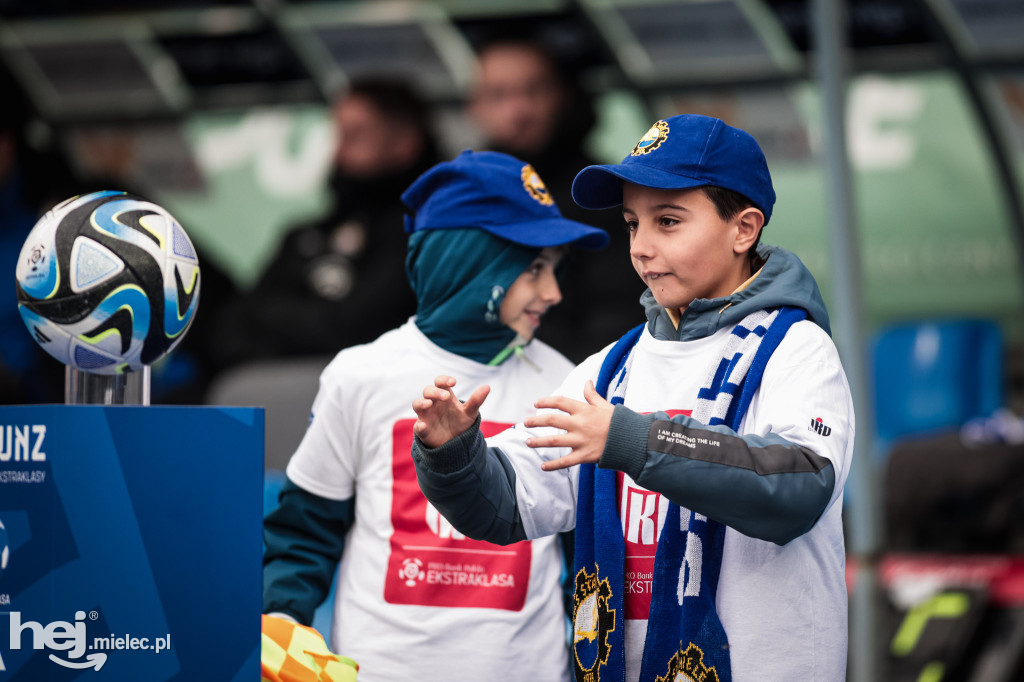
[411,414,484,475]
[598,404,652,480]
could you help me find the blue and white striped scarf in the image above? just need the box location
[572,306,805,682]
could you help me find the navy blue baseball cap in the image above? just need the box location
[403,150,609,250]
[572,114,776,224]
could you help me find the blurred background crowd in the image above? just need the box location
[2,1,1024,679]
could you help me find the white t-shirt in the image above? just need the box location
[286,319,573,682]
[488,320,854,681]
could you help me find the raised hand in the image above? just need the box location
[524,380,614,471]
[412,375,491,448]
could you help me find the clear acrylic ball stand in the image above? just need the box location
[65,366,151,405]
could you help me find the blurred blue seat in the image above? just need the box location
[870,318,1003,458]
[263,468,288,517]
[206,355,333,470]
[263,468,337,643]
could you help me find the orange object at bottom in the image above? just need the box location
[261,614,358,682]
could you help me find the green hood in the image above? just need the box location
[406,227,539,363]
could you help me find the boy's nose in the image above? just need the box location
[540,270,562,305]
[629,225,654,260]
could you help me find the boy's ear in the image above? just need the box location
[733,207,764,256]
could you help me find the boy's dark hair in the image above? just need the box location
[702,185,764,271]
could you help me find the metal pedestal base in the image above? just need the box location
[65,366,151,405]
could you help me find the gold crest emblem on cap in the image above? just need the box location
[521,164,554,206]
[631,120,670,156]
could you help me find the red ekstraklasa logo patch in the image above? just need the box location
[384,418,531,611]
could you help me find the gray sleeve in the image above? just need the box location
[411,415,527,545]
[601,406,835,545]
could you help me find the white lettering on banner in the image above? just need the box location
[8,611,90,666]
[91,634,171,654]
[2,611,171,673]
[0,425,47,463]
[848,76,925,170]
[13,427,27,461]
[193,111,333,197]
[0,471,46,483]
[31,426,45,461]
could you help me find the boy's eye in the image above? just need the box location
[659,216,679,227]
[624,220,637,232]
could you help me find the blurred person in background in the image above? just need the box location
[469,36,597,227]
[469,36,643,362]
[0,68,80,403]
[213,77,440,368]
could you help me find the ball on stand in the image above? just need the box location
[15,191,201,375]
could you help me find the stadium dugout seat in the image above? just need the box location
[871,320,1024,560]
[205,355,333,470]
[870,318,1004,460]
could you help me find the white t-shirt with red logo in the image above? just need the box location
[489,320,853,682]
[286,320,573,682]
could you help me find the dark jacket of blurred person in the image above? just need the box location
[469,38,644,362]
[0,78,80,403]
[212,79,440,368]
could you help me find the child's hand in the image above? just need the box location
[413,375,491,448]
[524,380,614,471]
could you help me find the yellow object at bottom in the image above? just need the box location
[261,614,358,682]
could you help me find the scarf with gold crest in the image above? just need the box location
[573,306,805,682]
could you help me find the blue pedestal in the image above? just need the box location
[0,405,264,681]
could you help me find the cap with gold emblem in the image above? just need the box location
[572,114,776,224]
[402,150,609,250]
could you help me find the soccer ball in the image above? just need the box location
[15,191,201,375]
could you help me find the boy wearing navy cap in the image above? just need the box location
[412,116,855,681]
[262,150,608,681]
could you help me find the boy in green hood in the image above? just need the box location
[262,150,607,681]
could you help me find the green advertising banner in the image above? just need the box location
[147,72,1023,340]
